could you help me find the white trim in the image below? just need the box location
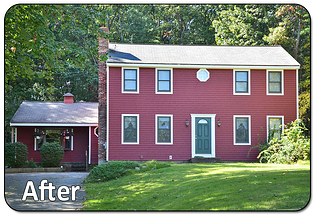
[233,115,251,145]
[108,62,300,70]
[121,67,139,94]
[155,114,173,145]
[266,115,284,142]
[14,127,17,142]
[266,69,284,95]
[196,69,210,82]
[155,68,173,94]
[34,128,36,151]
[191,114,216,158]
[88,126,91,164]
[296,69,299,119]
[121,114,139,145]
[233,69,251,95]
[10,123,98,127]
[71,128,74,151]
[94,126,99,137]
[106,66,109,161]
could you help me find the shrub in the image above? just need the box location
[85,161,140,183]
[258,119,310,164]
[140,160,171,172]
[40,142,64,167]
[5,142,28,168]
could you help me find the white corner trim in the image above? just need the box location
[155,114,173,145]
[233,115,251,145]
[106,66,110,162]
[296,69,299,119]
[88,126,91,164]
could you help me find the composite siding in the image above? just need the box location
[17,126,92,163]
[108,67,297,161]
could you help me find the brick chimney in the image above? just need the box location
[98,27,109,164]
[63,93,74,103]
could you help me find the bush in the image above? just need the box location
[258,119,310,164]
[40,142,64,167]
[5,142,28,168]
[85,161,140,183]
[140,160,171,172]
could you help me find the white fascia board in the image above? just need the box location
[10,123,98,127]
[107,62,300,70]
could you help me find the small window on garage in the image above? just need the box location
[197,69,210,82]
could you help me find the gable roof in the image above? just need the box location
[10,101,98,126]
[107,43,300,69]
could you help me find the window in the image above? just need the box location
[122,114,139,144]
[34,128,73,150]
[234,115,251,145]
[267,70,284,95]
[155,114,173,144]
[233,70,250,95]
[122,68,139,93]
[155,68,173,94]
[197,69,210,82]
[267,116,284,140]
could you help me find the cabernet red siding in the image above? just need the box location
[108,67,297,161]
[16,126,98,164]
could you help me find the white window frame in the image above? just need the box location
[233,69,251,95]
[267,115,284,141]
[233,115,251,145]
[121,114,139,144]
[155,68,173,94]
[155,114,173,145]
[196,69,210,82]
[121,67,139,93]
[34,128,73,151]
[266,69,284,95]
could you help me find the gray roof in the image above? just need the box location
[108,43,300,67]
[10,101,98,125]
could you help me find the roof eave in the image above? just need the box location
[10,122,98,127]
[107,62,300,70]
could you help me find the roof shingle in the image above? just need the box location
[108,43,300,67]
[10,101,98,124]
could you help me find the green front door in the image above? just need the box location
[195,117,211,154]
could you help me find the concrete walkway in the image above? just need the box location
[5,172,89,211]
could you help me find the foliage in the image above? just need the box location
[5,142,28,168]
[85,161,140,183]
[40,142,64,167]
[85,160,172,183]
[258,119,310,164]
[5,4,311,142]
[83,163,310,210]
[26,158,38,168]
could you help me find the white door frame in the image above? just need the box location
[191,114,216,158]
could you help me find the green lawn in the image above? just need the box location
[82,161,310,211]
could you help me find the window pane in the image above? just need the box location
[124,116,137,142]
[158,80,170,91]
[269,83,281,92]
[124,80,136,90]
[46,130,61,143]
[198,70,208,81]
[236,118,248,143]
[125,69,137,79]
[236,72,248,81]
[158,70,170,80]
[236,82,248,92]
[269,118,282,130]
[269,72,281,82]
[273,130,281,139]
[158,117,170,129]
[158,117,170,142]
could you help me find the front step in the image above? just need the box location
[71,163,87,172]
[188,157,221,163]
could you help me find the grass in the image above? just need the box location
[82,161,310,211]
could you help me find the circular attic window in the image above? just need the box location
[197,69,210,82]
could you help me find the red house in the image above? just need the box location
[104,43,300,162]
[10,93,99,166]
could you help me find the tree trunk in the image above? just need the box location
[293,15,302,60]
